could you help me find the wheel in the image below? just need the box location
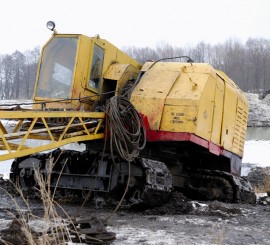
[19,168,36,189]
[14,157,41,190]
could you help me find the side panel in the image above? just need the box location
[221,82,237,152]
[231,99,248,156]
[131,69,180,130]
[195,76,216,141]
[160,105,197,132]
[211,75,225,145]
[160,71,202,133]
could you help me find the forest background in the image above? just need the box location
[0,37,269,100]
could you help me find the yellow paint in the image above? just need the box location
[0,110,105,161]
[33,34,141,110]
[130,64,180,130]
[211,75,225,145]
[131,62,248,157]
[160,105,197,132]
[221,82,237,150]
[103,63,140,95]
[195,74,216,140]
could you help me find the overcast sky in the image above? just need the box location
[0,0,269,54]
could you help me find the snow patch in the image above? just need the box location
[0,143,85,179]
[245,93,270,127]
[242,140,270,167]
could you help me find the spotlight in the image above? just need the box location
[46,21,56,31]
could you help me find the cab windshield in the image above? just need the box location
[36,36,78,99]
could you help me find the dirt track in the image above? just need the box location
[0,181,269,245]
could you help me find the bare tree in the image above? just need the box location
[1,37,270,101]
[11,51,25,99]
[0,54,3,99]
[23,47,40,98]
[245,38,270,93]
[1,54,14,99]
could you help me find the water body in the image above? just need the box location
[246,127,270,140]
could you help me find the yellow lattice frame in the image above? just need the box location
[0,110,105,161]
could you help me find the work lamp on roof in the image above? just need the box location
[46,21,56,31]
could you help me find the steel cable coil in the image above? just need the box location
[105,96,146,162]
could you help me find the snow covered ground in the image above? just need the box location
[0,143,85,179]
[246,93,270,127]
[0,152,13,179]
[242,140,270,167]
[241,140,270,175]
[240,92,270,174]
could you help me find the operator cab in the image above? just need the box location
[35,35,105,99]
[33,22,141,110]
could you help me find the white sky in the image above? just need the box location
[0,0,269,54]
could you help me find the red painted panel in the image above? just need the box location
[140,114,242,176]
[141,114,223,156]
[190,134,209,149]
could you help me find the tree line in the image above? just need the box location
[124,38,270,93]
[0,38,270,99]
[0,47,40,100]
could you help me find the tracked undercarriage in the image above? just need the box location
[9,143,256,207]
[10,148,173,208]
[185,169,256,204]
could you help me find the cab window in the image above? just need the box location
[36,36,78,99]
[89,44,104,90]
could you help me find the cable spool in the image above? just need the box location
[105,96,146,162]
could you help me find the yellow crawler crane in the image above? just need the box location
[0,22,255,206]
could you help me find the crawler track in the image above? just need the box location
[10,149,173,208]
[186,169,256,204]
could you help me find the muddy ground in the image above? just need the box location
[0,173,269,245]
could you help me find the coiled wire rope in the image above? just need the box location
[103,95,146,221]
[105,95,146,162]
